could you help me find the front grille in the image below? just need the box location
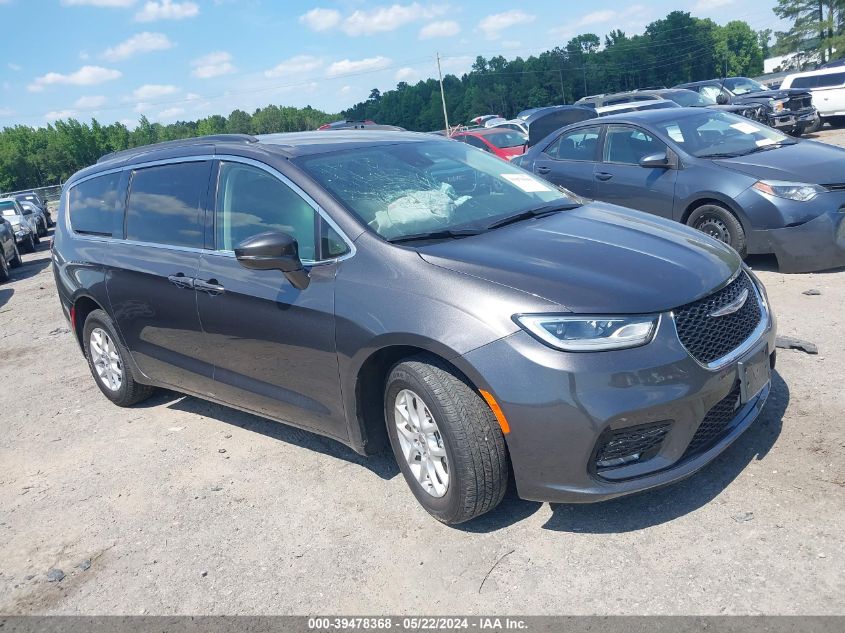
[682,382,742,459]
[788,96,812,111]
[594,421,671,471]
[673,272,761,365]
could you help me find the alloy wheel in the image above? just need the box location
[394,389,449,497]
[90,328,123,391]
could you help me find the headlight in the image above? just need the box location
[514,314,659,351]
[752,180,827,202]
[771,99,787,112]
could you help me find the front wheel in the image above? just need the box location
[22,233,35,253]
[385,354,509,524]
[82,309,156,407]
[0,252,9,282]
[9,243,22,267]
[37,219,47,237]
[687,204,747,258]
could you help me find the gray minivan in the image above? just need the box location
[53,131,776,524]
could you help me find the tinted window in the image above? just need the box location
[126,161,209,248]
[816,72,845,87]
[604,126,665,164]
[215,162,318,260]
[320,218,349,258]
[464,136,490,150]
[69,172,123,237]
[790,76,816,89]
[546,126,600,161]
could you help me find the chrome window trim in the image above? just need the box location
[669,273,770,371]
[64,153,356,265]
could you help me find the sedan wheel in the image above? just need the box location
[687,204,747,258]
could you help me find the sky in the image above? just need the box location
[0,0,791,128]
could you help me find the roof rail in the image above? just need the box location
[97,133,258,164]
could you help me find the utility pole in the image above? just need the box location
[558,69,565,104]
[436,52,450,134]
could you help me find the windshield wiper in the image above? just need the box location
[736,141,797,155]
[387,228,482,244]
[485,203,580,230]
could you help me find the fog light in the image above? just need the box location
[596,453,641,469]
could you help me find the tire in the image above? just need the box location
[687,204,747,258]
[32,231,40,245]
[804,116,822,134]
[22,233,35,253]
[0,252,9,282]
[9,243,21,268]
[37,219,47,237]
[385,354,508,524]
[82,308,156,407]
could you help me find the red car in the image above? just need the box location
[451,128,528,161]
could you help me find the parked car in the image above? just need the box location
[588,88,765,121]
[18,200,48,237]
[515,108,845,273]
[0,197,38,252]
[0,215,23,282]
[451,128,528,160]
[780,67,845,129]
[14,191,53,227]
[673,77,816,135]
[595,100,680,116]
[54,131,777,524]
[317,120,404,131]
[470,114,501,126]
[821,57,845,68]
[491,119,528,135]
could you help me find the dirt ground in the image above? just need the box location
[1,130,844,615]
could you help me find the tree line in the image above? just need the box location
[2,5,842,191]
[0,106,333,193]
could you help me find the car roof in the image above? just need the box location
[784,66,845,78]
[580,106,708,125]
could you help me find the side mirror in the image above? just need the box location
[639,152,670,168]
[234,231,310,290]
[716,93,729,105]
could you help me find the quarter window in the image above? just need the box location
[69,172,123,237]
[126,161,209,248]
[545,126,601,161]
[215,162,318,260]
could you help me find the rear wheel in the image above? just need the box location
[0,252,9,282]
[37,219,47,237]
[385,354,509,524]
[687,204,747,258]
[83,309,156,407]
[21,233,35,253]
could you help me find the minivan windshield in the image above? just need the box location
[297,140,577,241]
[653,110,792,158]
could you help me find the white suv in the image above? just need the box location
[781,67,845,128]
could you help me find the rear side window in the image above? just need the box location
[69,172,123,237]
[816,72,845,88]
[126,161,209,248]
[545,126,601,161]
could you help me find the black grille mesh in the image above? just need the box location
[594,421,671,470]
[682,382,742,459]
[674,273,761,365]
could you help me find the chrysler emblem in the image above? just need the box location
[709,288,749,318]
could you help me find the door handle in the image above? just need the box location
[536,166,551,174]
[167,273,194,289]
[596,172,614,181]
[194,278,225,296]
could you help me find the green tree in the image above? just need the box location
[773,0,845,62]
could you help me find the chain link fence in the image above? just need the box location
[0,184,64,211]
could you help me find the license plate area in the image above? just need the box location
[739,346,770,404]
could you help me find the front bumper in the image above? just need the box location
[768,107,816,129]
[461,285,776,504]
[749,209,845,273]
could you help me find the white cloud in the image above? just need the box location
[576,10,616,27]
[74,95,107,109]
[157,106,185,120]
[0,108,15,117]
[326,56,391,78]
[342,3,448,36]
[135,0,198,22]
[28,65,122,92]
[694,0,732,9]
[551,5,649,39]
[502,40,522,49]
[132,83,178,99]
[419,20,460,40]
[191,51,236,78]
[299,7,341,31]
[61,0,136,6]
[264,55,323,78]
[7,63,21,72]
[395,67,421,82]
[101,32,173,61]
[45,109,78,121]
[478,10,535,40]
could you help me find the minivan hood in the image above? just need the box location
[716,140,845,184]
[418,203,741,314]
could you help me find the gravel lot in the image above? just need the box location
[1,129,844,615]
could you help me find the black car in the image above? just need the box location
[674,77,816,135]
[14,192,53,227]
[53,131,776,524]
[0,215,23,282]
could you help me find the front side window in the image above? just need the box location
[296,140,576,242]
[125,161,209,248]
[546,126,600,161]
[215,162,318,260]
[699,85,724,103]
[604,126,666,164]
